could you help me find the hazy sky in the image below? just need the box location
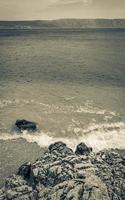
[0,0,125,20]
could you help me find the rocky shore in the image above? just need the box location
[0,142,125,200]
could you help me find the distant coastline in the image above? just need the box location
[0,19,125,29]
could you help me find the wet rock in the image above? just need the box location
[0,142,125,200]
[18,162,31,178]
[48,141,73,156]
[75,142,92,155]
[15,119,37,132]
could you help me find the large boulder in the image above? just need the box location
[0,142,125,200]
[15,119,37,132]
[75,142,92,155]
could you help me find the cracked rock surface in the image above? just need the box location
[0,142,125,200]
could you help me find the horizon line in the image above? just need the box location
[0,18,125,22]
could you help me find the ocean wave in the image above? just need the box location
[0,121,125,151]
[0,99,116,116]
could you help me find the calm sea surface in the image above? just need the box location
[0,29,125,186]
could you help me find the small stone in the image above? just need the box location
[32,168,39,177]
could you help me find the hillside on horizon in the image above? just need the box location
[0,19,125,29]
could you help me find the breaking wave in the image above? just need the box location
[0,121,125,151]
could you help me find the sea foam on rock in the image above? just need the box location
[0,142,125,200]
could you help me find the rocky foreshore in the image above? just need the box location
[0,142,125,200]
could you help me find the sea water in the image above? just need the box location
[0,28,125,185]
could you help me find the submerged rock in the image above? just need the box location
[15,119,37,132]
[0,142,125,200]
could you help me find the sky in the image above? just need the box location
[0,0,125,20]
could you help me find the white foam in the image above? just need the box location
[0,99,117,116]
[0,121,125,152]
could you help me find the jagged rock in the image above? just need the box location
[5,175,28,190]
[48,141,73,156]
[75,142,92,155]
[15,119,37,132]
[0,142,125,200]
[6,190,18,199]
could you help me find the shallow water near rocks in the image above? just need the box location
[0,28,125,186]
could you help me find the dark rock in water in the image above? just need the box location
[0,142,125,200]
[15,119,37,132]
[75,142,92,155]
[18,162,31,178]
